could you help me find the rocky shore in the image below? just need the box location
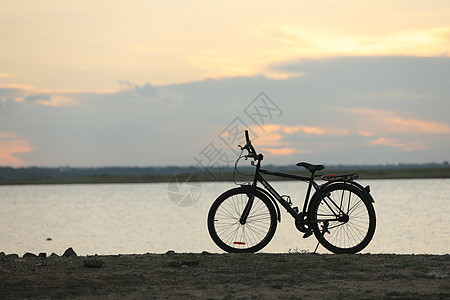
[1,249,449,299]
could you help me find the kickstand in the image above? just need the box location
[313,241,320,254]
[313,221,329,254]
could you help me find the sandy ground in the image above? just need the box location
[1,252,449,299]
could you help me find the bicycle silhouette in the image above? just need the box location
[208,130,376,254]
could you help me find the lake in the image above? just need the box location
[0,179,449,256]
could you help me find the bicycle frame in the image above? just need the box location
[258,169,318,222]
[240,156,321,225]
[240,155,368,226]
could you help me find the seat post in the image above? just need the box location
[302,170,315,214]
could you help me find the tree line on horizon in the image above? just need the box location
[0,162,449,180]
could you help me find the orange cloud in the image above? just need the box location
[341,108,450,135]
[358,130,372,137]
[296,125,349,136]
[257,25,450,59]
[389,117,450,134]
[247,123,351,157]
[367,137,427,152]
[0,84,105,107]
[259,124,282,133]
[282,125,301,134]
[0,132,35,166]
[36,95,78,107]
[257,124,349,136]
[247,124,303,156]
[249,123,347,157]
[260,147,299,156]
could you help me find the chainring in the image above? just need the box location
[295,212,310,233]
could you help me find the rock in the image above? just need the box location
[271,282,283,289]
[168,259,200,268]
[46,237,52,241]
[23,252,38,258]
[62,247,77,257]
[83,259,104,268]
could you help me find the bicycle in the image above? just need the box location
[207,130,376,254]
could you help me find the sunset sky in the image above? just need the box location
[1,0,450,167]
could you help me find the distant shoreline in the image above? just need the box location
[1,166,449,185]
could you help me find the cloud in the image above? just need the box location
[356,90,432,101]
[36,95,78,107]
[248,124,330,157]
[0,84,78,107]
[249,124,285,147]
[358,131,372,137]
[367,137,427,152]
[257,25,450,59]
[260,147,309,156]
[284,125,350,136]
[0,82,183,111]
[118,80,132,86]
[341,107,450,135]
[0,132,35,166]
[255,124,349,137]
[1,56,450,166]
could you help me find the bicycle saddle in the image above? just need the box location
[296,162,325,172]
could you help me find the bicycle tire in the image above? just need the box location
[309,183,376,254]
[207,187,277,253]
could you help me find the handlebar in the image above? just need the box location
[241,130,261,161]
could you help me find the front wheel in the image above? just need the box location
[207,187,277,253]
[310,183,376,254]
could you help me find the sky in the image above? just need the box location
[1,0,450,168]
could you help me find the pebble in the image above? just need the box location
[23,252,37,258]
[62,247,77,257]
[180,260,200,267]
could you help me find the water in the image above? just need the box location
[0,179,449,256]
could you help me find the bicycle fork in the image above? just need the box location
[239,193,254,225]
[240,158,262,225]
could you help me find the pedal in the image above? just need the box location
[303,231,313,239]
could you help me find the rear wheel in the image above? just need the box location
[207,187,277,253]
[310,183,376,254]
